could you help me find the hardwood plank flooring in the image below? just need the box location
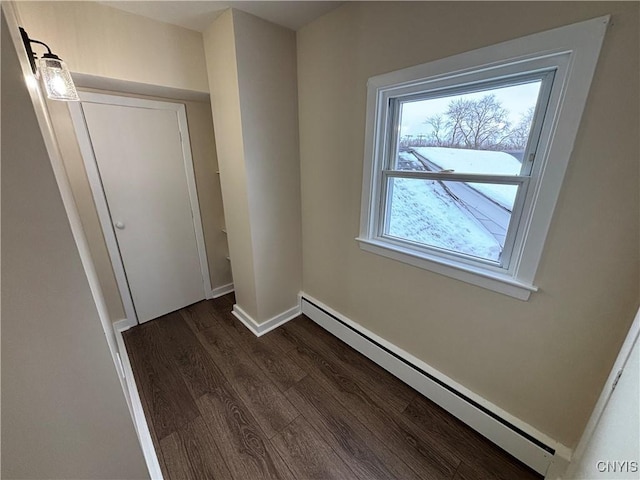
[196,392,296,480]
[283,326,460,479]
[211,310,307,393]
[124,318,200,439]
[159,417,231,480]
[180,299,220,332]
[285,375,421,480]
[124,294,542,480]
[197,325,300,438]
[281,317,416,411]
[155,311,227,398]
[270,416,359,480]
[403,395,540,480]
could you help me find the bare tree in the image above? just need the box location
[422,94,516,150]
[442,98,472,147]
[425,114,446,146]
[447,95,512,149]
[399,134,414,149]
[507,107,535,150]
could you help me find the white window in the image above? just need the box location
[358,16,609,300]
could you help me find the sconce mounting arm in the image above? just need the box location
[19,27,60,74]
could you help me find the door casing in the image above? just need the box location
[69,92,213,326]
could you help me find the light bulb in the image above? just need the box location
[38,57,79,101]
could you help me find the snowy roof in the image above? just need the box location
[412,147,522,176]
[411,147,520,209]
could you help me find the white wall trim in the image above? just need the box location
[357,238,535,300]
[175,103,214,298]
[299,292,571,477]
[113,323,164,480]
[68,92,213,323]
[545,449,573,480]
[72,72,210,103]
[68,101,138,324]
[232,304,301,337]
[210,282,234,299]
[113,317,137,333]
[561,307,640,480]
[1,1,129,395]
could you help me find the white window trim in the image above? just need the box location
[378,67,555,275]
[357,15,610,300]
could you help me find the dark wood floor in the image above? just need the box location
[124,293,541,480]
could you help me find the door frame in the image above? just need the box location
[562,308,640,478]
[69,92,213,326]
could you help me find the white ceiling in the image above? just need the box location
[99,1,343,32]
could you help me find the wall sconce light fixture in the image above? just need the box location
[19,27,79,101]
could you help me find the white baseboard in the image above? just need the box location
[210,282,234,299]
[545,449,573,480]
[232,303,301,337]
[299,292,570,477]
[113,317,136,333]
[113,324,164,479]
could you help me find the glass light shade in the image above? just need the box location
[38,57,79,101]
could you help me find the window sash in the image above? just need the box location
[377,172,530,270]
[384,70,556,177]
[382,170,526,183]
[375,71,555,272]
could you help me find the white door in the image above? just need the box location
[78,96,209,323]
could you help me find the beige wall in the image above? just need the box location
[1,11,149,478]
[204,9,302,323]
[184,99,234,293]
[46,92,232,323]
[17,0,230,323]
[204,10,260,320]
[234,10,302,321]
[297,1,639,447]
[16,1,209,93]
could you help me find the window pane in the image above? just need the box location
[395,81,542,174]
[385,177,519,262]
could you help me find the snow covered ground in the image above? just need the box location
[387,152,502,261]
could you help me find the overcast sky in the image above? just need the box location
[400,81,542,138]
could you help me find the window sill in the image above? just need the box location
[355,237,537,301]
